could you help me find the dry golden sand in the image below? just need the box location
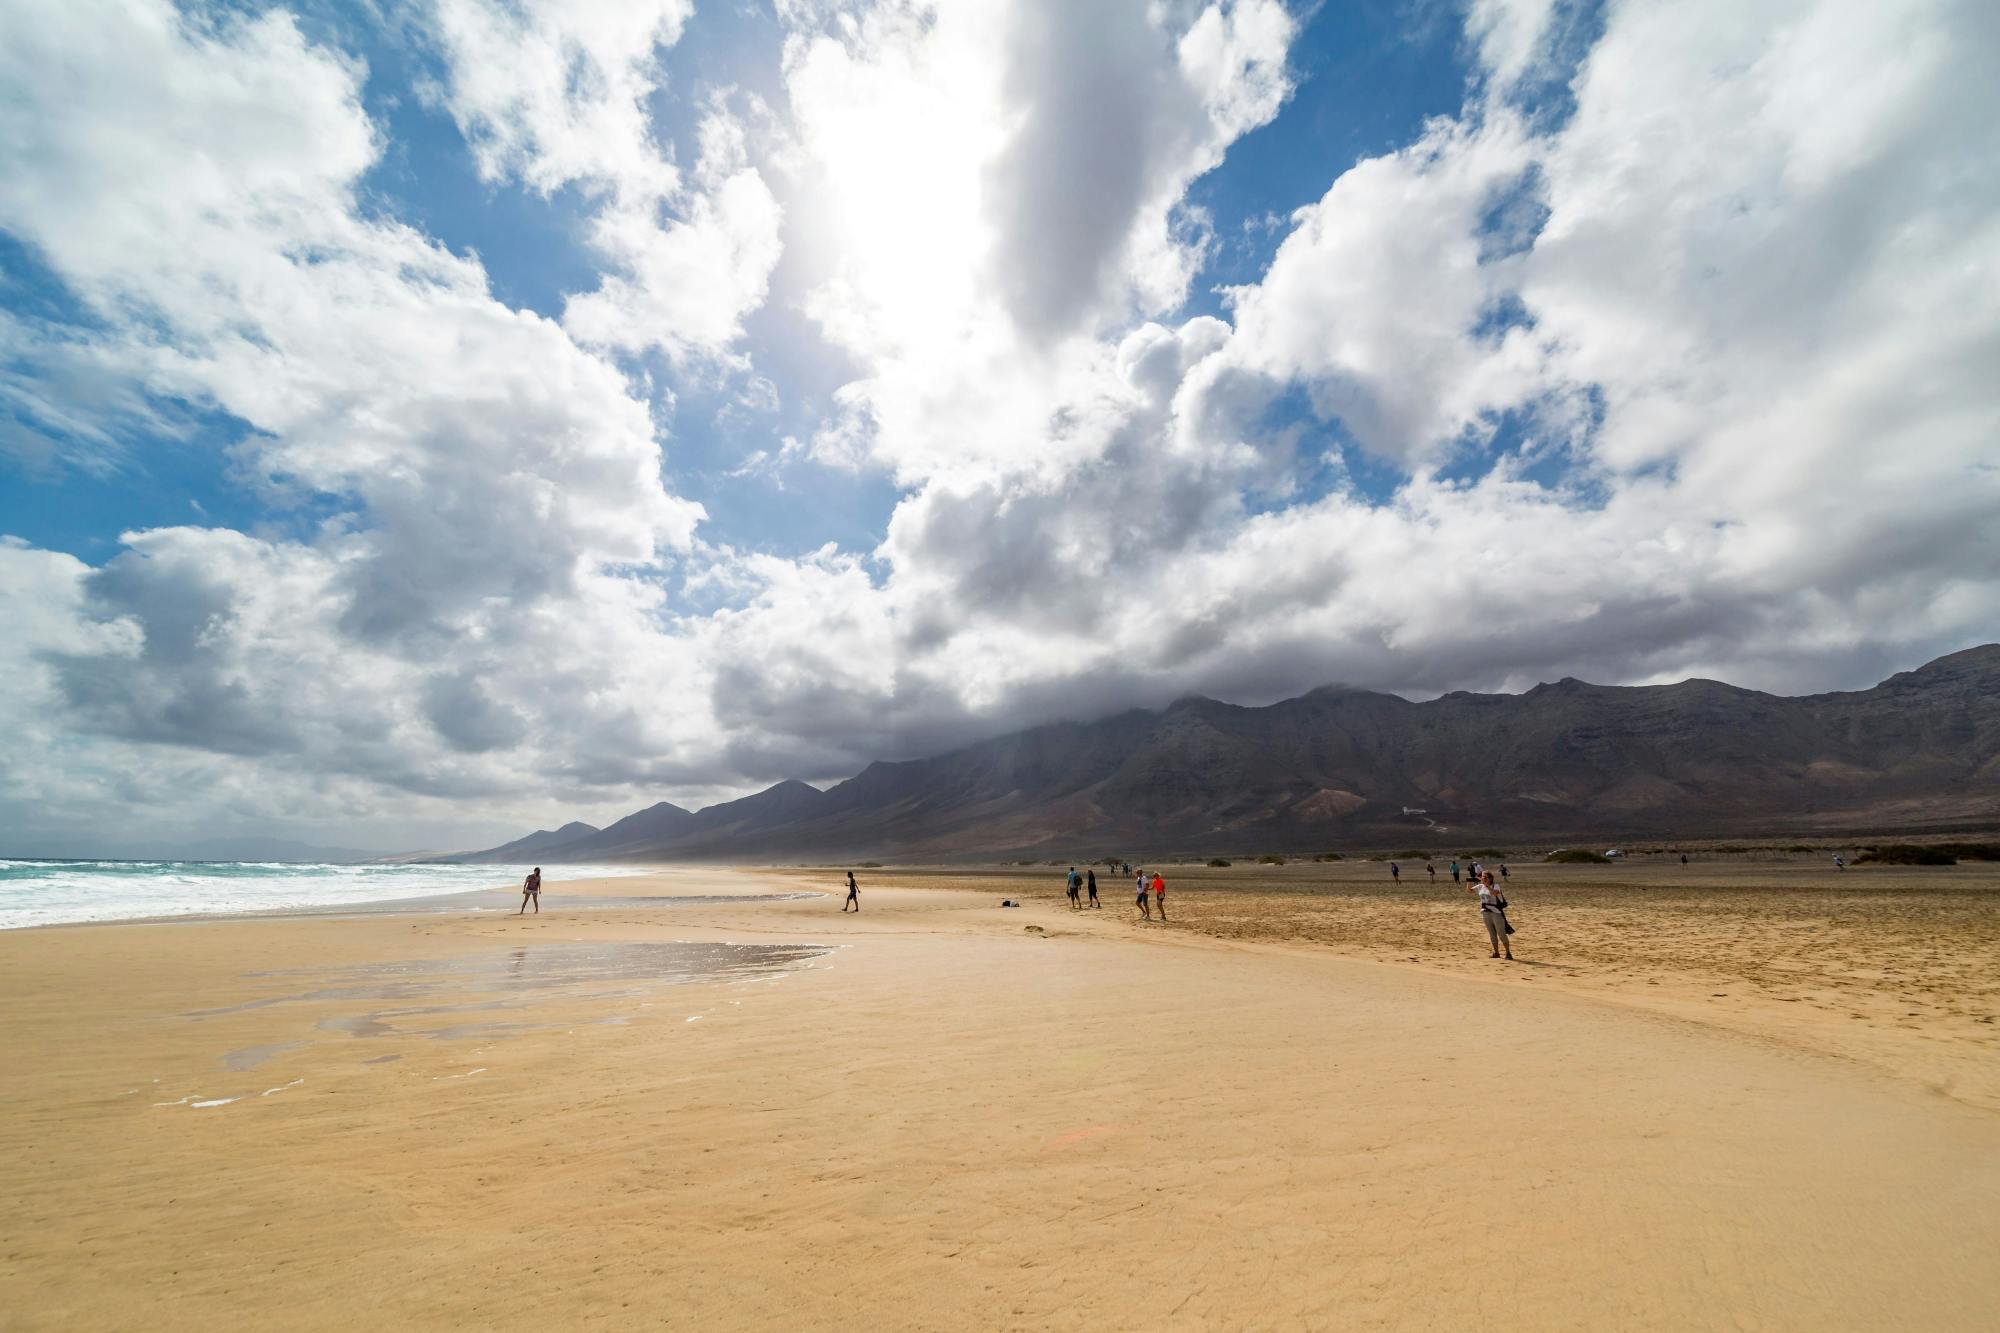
[3,863,1998,1330]
[825,859,2000,1114]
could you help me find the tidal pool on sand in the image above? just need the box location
[191,940,832,1059]
[247,939,831,990]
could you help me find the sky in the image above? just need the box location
[2,0,1997,856]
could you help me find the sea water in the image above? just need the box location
[0,859,652,931]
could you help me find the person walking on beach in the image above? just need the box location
[1086,868,1100,908]
[1135,869,1151,919]
[1426,862,1436,882]
[1390,861,1400,883]
[1833,853,1846,871]
[518,867,542,915]
[1470,870,1512,960]
[1450,859,1460,884]
[1499,863,1509,882]
[843,870,860,911]
[1680,853,1688,866]
[1066,867,1082,909]
[1151,871,1167,921]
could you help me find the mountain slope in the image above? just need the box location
[532,801,694,860]
[479,821,601,861]
[463,645,2000,860]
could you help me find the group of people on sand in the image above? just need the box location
[1059,865,1166,919]
[1065,866,1099,908]
[1392,852,1512,880]
[1386,857,1510,885]
[1136,868,1166,919]
[1064,864,1167,919]
[838,855,1510,956]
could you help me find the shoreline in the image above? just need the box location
[0,864,804,935]
[4,866,1997,1329]
[1,883,828,934]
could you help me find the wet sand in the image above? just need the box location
[3,865,1998,1329]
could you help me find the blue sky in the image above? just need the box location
[1,0,1994,853]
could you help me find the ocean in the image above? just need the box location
[0,859,651,931]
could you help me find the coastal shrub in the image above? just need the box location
[1936,842,2000,861]
[1257,854,1286,865]
[1390,849,1431,860]
[859,861,882,868]
[1459,847,1509,860]
[1854,845,1956,866]
[1785,845,1815,854]
[1545,849,1612,864]
[1207,857,1232,867]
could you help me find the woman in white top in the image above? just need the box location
[1470,870,1512,959]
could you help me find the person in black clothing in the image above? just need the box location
[1390,861,1400,882]
[1426,862,1436,881]
[842,870,860,912]
[518,867,542,915]
[1086,868,1099,907]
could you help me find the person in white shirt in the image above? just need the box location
[1134,869,1151,919]
[1470,870,1513,959]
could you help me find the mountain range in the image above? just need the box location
[454,645,2000,862]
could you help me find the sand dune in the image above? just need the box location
[2,866,1997,1329]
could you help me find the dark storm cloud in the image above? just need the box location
[420,671,531,753]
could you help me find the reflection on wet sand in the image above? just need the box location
[189,940,831,1056]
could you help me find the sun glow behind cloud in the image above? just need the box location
[783,7,1002,363]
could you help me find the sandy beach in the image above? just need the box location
[4,864,1999,1330]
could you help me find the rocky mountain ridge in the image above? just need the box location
[457,645,2000,861]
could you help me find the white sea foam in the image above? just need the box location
[0,860,653,930]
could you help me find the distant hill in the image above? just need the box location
[475,821,602,861]
[457,644,2000,861]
